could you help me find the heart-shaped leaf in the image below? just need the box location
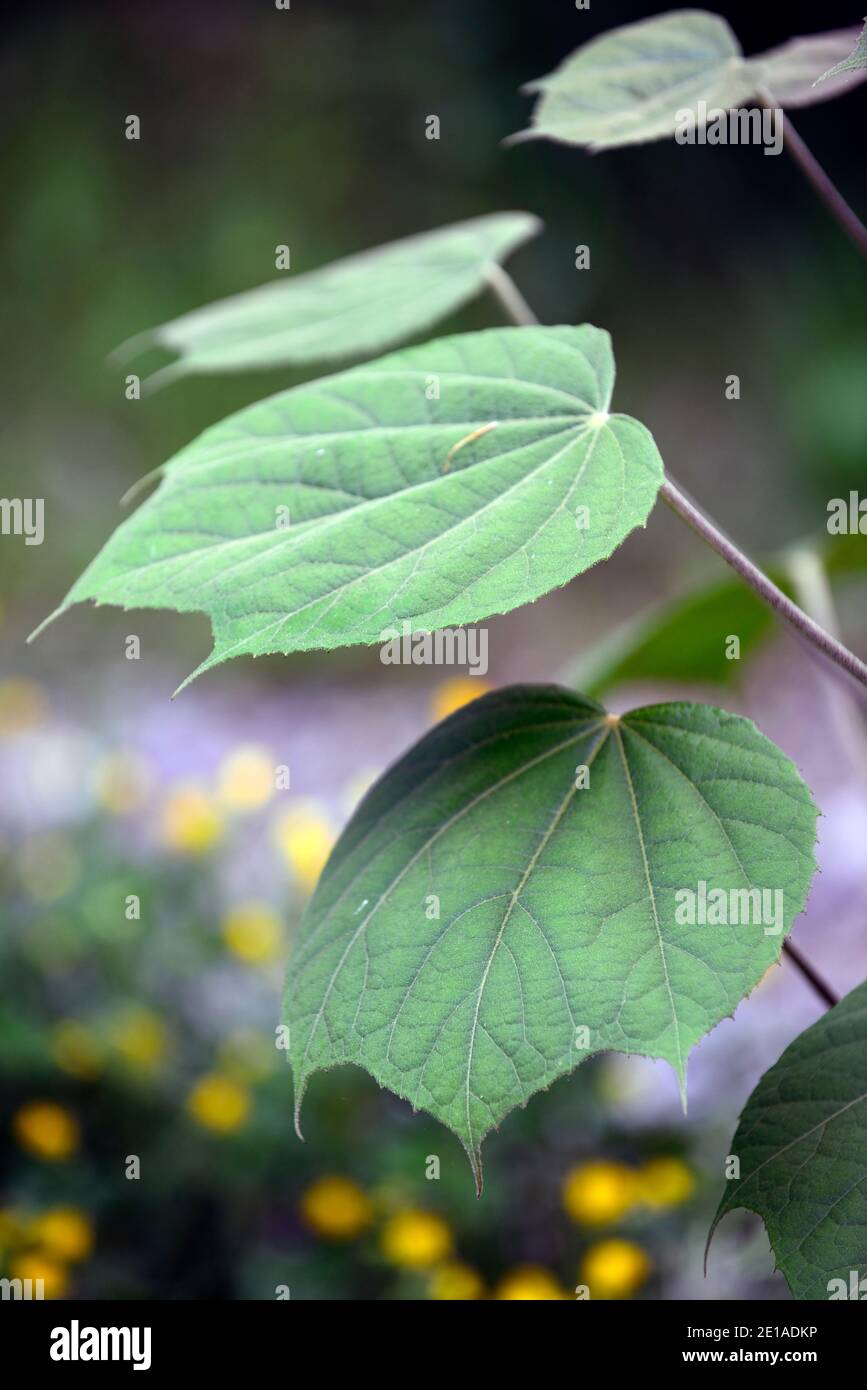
[512,12,867,149]
[511,11,753,150]
[710,980,867,1300]
[122,212,541,386]
[285,685,818,1189]
[36,326,664,689]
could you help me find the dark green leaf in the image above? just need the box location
[285,684,817,1188]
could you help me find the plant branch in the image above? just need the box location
[766,95,867,262]
[781,938,838,1009]
[485,263,540,326]
[659,477,867,696]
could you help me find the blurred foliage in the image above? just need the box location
[571,531,867,695]
[0,674,763,1300]
[3,0,865,1300]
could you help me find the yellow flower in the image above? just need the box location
[273,802,334,894]
[430,677,491,724]
[429,1260,485,1300]
[217,745,275,813]
[380,1209,453,1269]
[562,1160,638,1226]
[110,1008,168,1074]
[0,678,48,736]
[299,1176,374,1240]
[637,1156,696,1209]
[186,1073,250,1134]
[9,1252,68,1299]
[12,1101,80,1161]
[28,1207,94,1263]
[94,750,152,816]
[51,1020,104,1081]
[580,1238,650,1299]
[495,1265,567,1300]
[222,902,282,965]
[161,783,223,854]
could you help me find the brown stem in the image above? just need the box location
[660,477,867,696]
[782,939,839,1009]
[764,92,867,261]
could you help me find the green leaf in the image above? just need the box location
[814,19,867,85]
[513,12,867,149]
[757,26,867,105]
[123,213,542,386]
[710,981,867,1300]
[570,578,782,696]
[285,685,817,1188]
[566,529,867,696]
[37,326,664,689]
[512,11,753,150]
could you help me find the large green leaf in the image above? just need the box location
[512,13,867,149]
[122,212,541,385]
[710,981,867,1300]
[36,326,664,689]
[285,685,817,1188]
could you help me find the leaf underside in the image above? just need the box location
[710,981,867,1300]
[128,212,542,383]
[756,27,867,105]
[814,18,867,84]
[40,326,663,689]
[513,11,867,149]
[284,685,818,1189]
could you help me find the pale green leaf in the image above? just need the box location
[814,18,867,85]
[36,326,664,689]
[710,980,867,1300]
[513,12,867,150]
[285,685,818,1188]
[755,26,867,105]
[123,212,542,386]
[511,10,754,150]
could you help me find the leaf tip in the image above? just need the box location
[501,127,535,148]
[464,1144,484,1197]
[293,1084,307,1142]
[27,606,64,645]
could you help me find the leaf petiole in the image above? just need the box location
[659,476,867,696]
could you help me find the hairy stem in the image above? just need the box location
[768,96,867,261]
[485,263,540,326]
[781,938,839,1009]
[660,477,867,695]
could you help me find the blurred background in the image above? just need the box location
[1,0,866,1300]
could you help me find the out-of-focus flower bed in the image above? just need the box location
[0,666,799,1301]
